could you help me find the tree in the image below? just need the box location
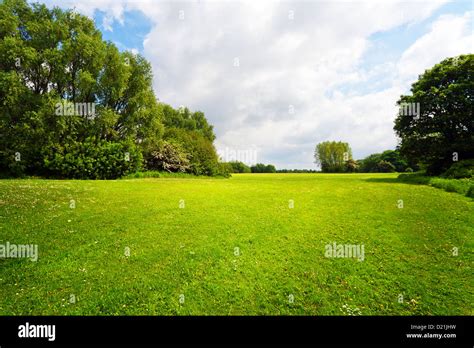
[250,163,277,173]
[227,161,251,173]
[379,150,407,172]
[0,0,170,178]
[0,0,256,179]
[394,54,474,175]
[314,141,352,172]
[376,160,396,173]
[265,164,277,173]
[163,127,221,176]
[345,159,359,172]
[160,103,215,142]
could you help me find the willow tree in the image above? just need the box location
[314,141,352,172]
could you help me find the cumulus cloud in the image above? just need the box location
[42,0,472,168]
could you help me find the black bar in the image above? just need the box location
[0,316,472,346]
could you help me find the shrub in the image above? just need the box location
[398,173,473,197]
[227,161,251,173]
[358,153,381,172]
[147,141,191,173]
[164,128,221,176]
[444,183,458,192]
[441,159,474,179]
[466,185,474,198]
[43,138,142,179]
[216,162,233,178]
[377,160,396,173]
[345,159,359,172]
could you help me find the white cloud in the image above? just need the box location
[396,11,473,87]
[41,0,472,168]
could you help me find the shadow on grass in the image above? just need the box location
[366,174,474,199]
[365,176,429,185]
[365,177,399,184]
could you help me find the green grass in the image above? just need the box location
[0,173,472,315]
[398,172,474,198]
[122,170,230,180]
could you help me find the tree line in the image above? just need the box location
[0,0,227,179]
[225,161,277,173]
[1,0,471,179]
[314,54,473,176]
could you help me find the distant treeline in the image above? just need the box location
[314,142,417,173]
[277,169,318,173]
[224,162,277,173]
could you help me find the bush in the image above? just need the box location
[405,167,413,172]
[377,160,396,173]
[164,128,221,176]
[227,161,251,173]
[399,173,473,197]
[444,183,457,192]
[43,138,142,179]
[147,141,191,173]
[345,159,359,173]
[466,185,474,198]
[441,160,474,179]
[216,162,233,178]
[358,154,381,172]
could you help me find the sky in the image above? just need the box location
[41,0,473,169]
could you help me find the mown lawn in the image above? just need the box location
[0,173,472,315]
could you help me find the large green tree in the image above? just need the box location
[314,141,352,172]
[0,0,164,178]
[161,103,215,142]
[394,54,474,175]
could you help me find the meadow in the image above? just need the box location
[0,173,472,315]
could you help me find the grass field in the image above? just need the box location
[0,173,472,315]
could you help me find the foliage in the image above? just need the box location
[277,169,318,173]
[380,150,408,172]
[147,140,190,173]
[358,153,381,172]
[0,0,223,179]
[43,138,142,179]
[344,159,359,173]
[397,172,473,198]
[164,127,223,176]
[394,54,474,175]
[376,160,396,173]
[160,103,215,142]
[216,162,233,178]
[251,163,277,173]
[314,141,352,172]
[358,150,412,173]
[227,161,251,173]
[441,159,474,179]
[466,185,474,198]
